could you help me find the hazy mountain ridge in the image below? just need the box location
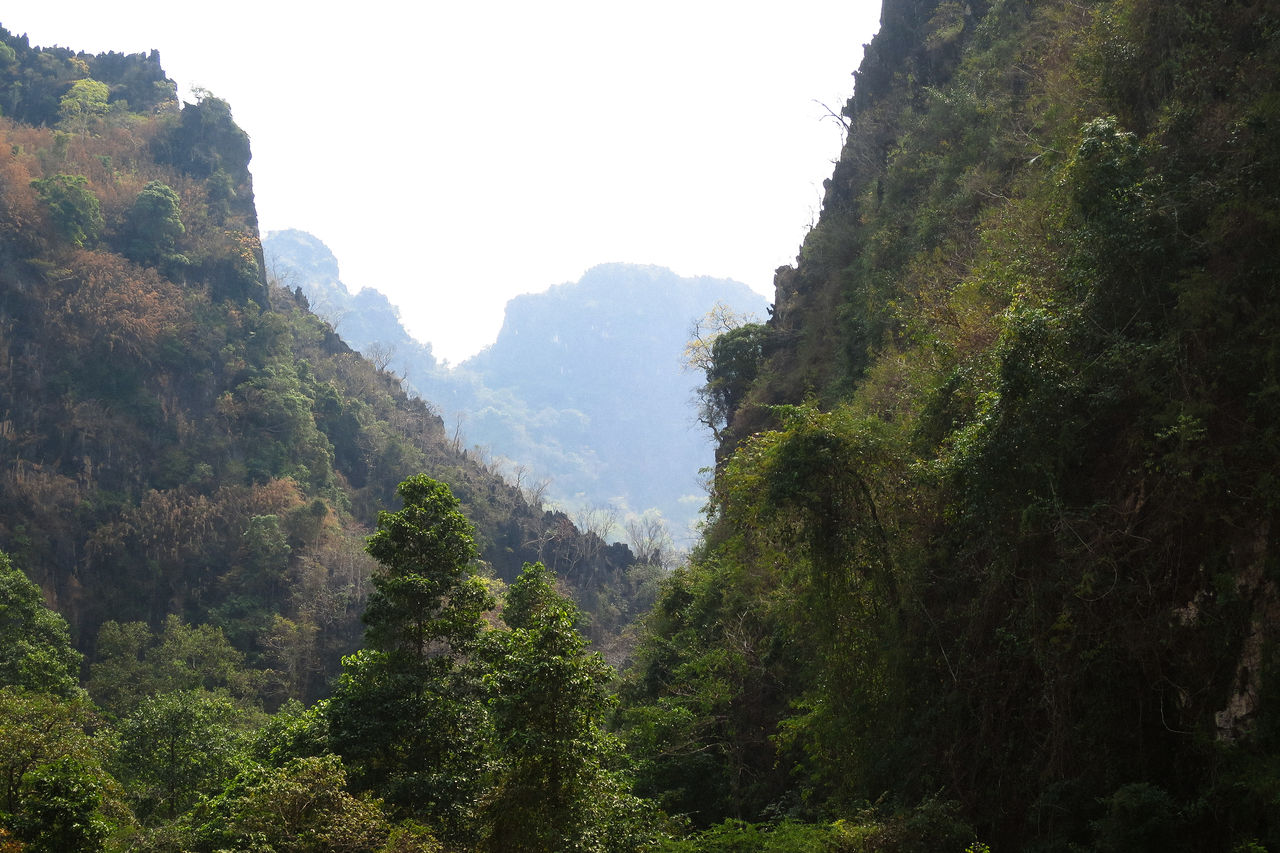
[265,230,767,539]
[460,262,769,535]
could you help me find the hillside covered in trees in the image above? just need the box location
[0,20,671,852]
[0,25,656,674]
[1,0,1279,849]
[618,0,1280,848]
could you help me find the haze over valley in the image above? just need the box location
[266,228,768,544]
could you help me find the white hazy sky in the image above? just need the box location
[4,1,882,363]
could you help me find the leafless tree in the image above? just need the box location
[575,504,620,544]
[815,98,851,145]
[524,477,552,511]
[625,513,674,567]
[363,341,396,373]
[449,413,466,455]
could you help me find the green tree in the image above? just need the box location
[185,754,397,853]
[0,688,121,852]
[359,476,490,660]
[88,616,264,718]
[327,475,495,840]
[251,699,330,768]
[698,323,770,442]
[30,173,102,248]
[484,562,654,852]
[617,554,797,826]
[160,92,252,182]
[86,620,152,715]
[0,551,81,698]
[57,78,109,133]
[10,756,110,853]
[125,180,185,267]
[112,689,248,822]
[727,404,908,802]
[238,514,292,595]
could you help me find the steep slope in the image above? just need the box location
[623,0,1280,847]
[0,27,639,699]
[265,229,767,541]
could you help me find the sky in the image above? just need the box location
[4,1,883,363]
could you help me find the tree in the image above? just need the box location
[0,551,81,698]
[364,341,396,374]
[88,616,264,718]
[719,404,906,802]
[681,301,759,376]
[125,180,185,267]
[113,689,248,822]
[57,78,109,133]
[159,92,252,182]
[9,756,111,853]
[0,688,120,852]
[232,513,292,602]
[327,475,495,840]
[360,475,492,661]
[682,311,771,443]
[85,620,152,715]
[483,563,653,852]
[624,512,674,568]
[185,755,398,853]
[30,174,102,248]
[698,323,770,442]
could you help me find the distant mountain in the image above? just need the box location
[265,228,441,378]
[264,232,767,542]
[458,263,768,540]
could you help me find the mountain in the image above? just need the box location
[620,0,1280,848]
[264,228,441,380]
[0,28,642,701]
[458,263,768,537]
[264,230,767,541]
[5,2,1277,848]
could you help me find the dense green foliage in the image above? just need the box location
[325,477,659,849]
[30,172,101,247]
[3,1,1279,849]
[0,687,121,852]
[484,562,652,852]
[622,0,1280,849]
[0,512,657,850]
[0,551,81,697]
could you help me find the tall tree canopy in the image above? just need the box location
[484,562,649,853]
[327,475,495,842]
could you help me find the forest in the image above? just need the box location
[1,0,1279,849]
